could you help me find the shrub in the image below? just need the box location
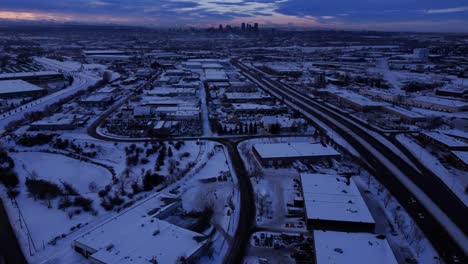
[0,170,19,188]
[73,196,93,211]
[142,173,165,191]
[62,182,79,196]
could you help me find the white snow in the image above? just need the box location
[300,173,375,225]
[314,230,398,264]
[397,134,468,206]
[253,142,340,160]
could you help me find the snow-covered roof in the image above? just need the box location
[422,132,468,148]
[332,90,388,107]
[155,106,199,113]
[413,95,468,108]
[202,63,223,69]
[204,70,228,81]
[0,71,61,80]
[81,94,113,102]
[261,116,305,127]
[0,80,44,94]
[87,55,132,60]
[31,114,74,126]
[225,92,271,100]
[438,129,468,141]
[133,106,152,116]
[232,103,275,111]
[83,50,125,55]
[141,97,198,107]
[452,151,468,165]
[253,142,340,159]
[384,106,425,119]
[147,87,196,96]
[74,193,206,264]
[314,231,398,264]
[300,174,375,224]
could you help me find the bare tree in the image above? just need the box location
[256,191,271,219]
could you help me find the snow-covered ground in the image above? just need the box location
[396,134,468,206]
[1,152,113,262]
[181,142,240,264]
[354,172,441,264]
[1,136,241,263]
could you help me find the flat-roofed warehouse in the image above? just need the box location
[252,142,341,167]
[313,231,398,264]
[0,80,45,98]
[300,173,375,232]
[72,193,208,264]
[0,71,63,82]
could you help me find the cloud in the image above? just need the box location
[424,6,468,14]
[0,0,467,31]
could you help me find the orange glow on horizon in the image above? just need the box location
[0,11,73,21]
[0,10,132,24]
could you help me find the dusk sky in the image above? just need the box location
[1,0,468,32]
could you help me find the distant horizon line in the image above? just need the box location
[0,19,468,35]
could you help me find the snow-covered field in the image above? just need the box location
[1,151,113,262]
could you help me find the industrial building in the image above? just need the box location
[80,94,114,107]
[0,80,45,98]
[252,142,341,167]
[29,114,88,130]
[224,92,271,103]
[329,90,388,111]
[0,71,63,82]
[382,106,427,124]
[419,132,468,151]
[72,193,208,264]
[313,231,398,264]
[147,87,197,97]
[299,173,375,232]
[406,95,468,113]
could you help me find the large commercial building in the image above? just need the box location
[80,94,114,107]
[72,193,207,264]
[313,231,398,264]
[420,132,468,151]
[29,114,88,130]
[382,106,427,124]
[252,142,341,167]
[0,80,45,98]
[406,95,468,113]
[329,90,388,111]
[224,92,271,103]
[300,173,375,232]
[0,71,63,82]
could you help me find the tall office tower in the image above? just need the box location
[241,22,246,31]
[254,23,259,32]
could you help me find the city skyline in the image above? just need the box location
[1,0,468,32]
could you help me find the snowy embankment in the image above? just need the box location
[181,142,241,264]
[396,134,468,207]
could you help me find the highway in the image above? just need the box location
[233,59,467,263]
